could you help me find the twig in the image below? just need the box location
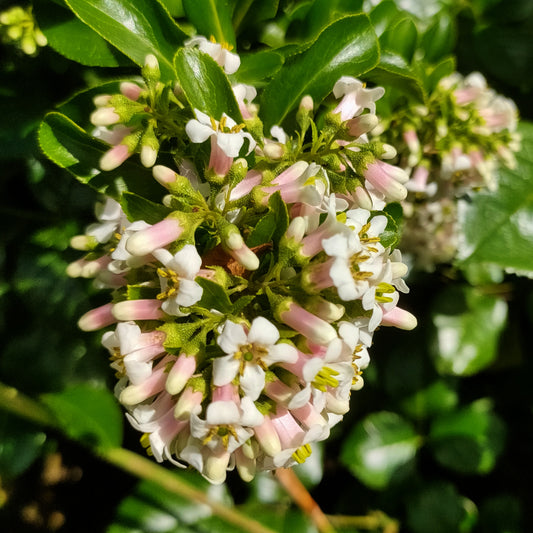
[275,467,336,533]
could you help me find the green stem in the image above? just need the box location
[0,382,276,533]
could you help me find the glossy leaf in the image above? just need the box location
[247,192,289,248]
[120,192,172,225]
[174,47,242,121]
[340,411,420,489]
[232,49,285,85]
[183,0,236,48]
[407,482,478,533]
[380,17,418,63]
[429,399,506,474]
[64,0,188,81]
[369,0,402,37]
[430,285,508,376]
[401,381,459,421]
[259,15,380,130]
[34,0,132,67]
[456,121,533,275]
[41,385,123,448]
[366,51,425,103]
[196,277,233,313]
[421,11,456,63]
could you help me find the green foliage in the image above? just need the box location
[259,14,380,129]
[457,121,533,276]
[341,411,421,489]
[42,385,123,448]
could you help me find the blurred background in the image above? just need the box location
[1,0,533,531]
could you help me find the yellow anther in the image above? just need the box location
[230,123,246,133]
[140,433,153,456]
[292,443,312,464]
[219,115,227,131]
[210,116,218,130]
[312,367,340,391]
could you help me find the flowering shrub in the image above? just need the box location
[2,1,533,531]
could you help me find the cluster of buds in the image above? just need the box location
[374,71,520,269]
[0,5,47,55]
[69,39,416,484]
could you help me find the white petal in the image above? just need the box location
[223,51,241,74]
[264,343,298,365]
[216,131,243,158]
[212,355,240,387]
[152,247,174,266]
[247,316,279,346]
[206,400,241,425]
[169,244,202,278]
[240,364,265,401]
[240,396,264,427]
[176,279,203,307]
[217,321,247,354]
[185,119,214,143]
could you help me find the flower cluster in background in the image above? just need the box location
[0,5,46,56]
[67,41,416,484]
[375,71,520,270]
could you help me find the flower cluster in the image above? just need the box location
[0,5,47,55]
[374,71,520,270]
[69,39,416,484]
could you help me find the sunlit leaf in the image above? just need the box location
[41,385,123,448]
[430,285,508,376]
[260,15,379,130]
[456,121,533,275]
[341,411,421,489]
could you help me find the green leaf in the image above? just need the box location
[41,385,123,448]
[429,399,506,474]
[38,112,162,202]
[64,0,188,81]
[34,0,132,67]
[421,11,456,63]
[375,208,400,248]
[456,121,533,275]
[183,0,236,48]
[0,412,46,480]
[424,55,456,93]
[259,14,379,130]
[174,47,242,121]
[380,17,418,63]
[369,0,402,37]
[196,277,233,313]
[120,192,172,224]
[232,49,285,85]
[401,381,459,421]
[340,411,420,490]
[366,51,425,103]
[247,192,289,248]
[430,285,508,376]
[407,482,478,533]
[158,321,207,351]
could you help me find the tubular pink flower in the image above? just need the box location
[381,306,417,330]
[165,354,197,395]
[125,218,184,257]
[119,356,172,405]
[100,144,132,171]
[223,230,260,271]
[208,135,233,176]
[254,416,282,456]
[174,386,203,420]
[270,408,305,449]
[364,160,409,202]
[78,303,117,331]
[279,302,337,345]
[112,299,164,321]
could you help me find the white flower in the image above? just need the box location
[152,245,203,316]
[333,76,385,121]
[86,197,127,243]
[213,317,298,400]
[185,109,256,158]
[185,35,241,74]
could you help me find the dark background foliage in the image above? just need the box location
[1,0,533,531]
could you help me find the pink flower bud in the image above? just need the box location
[381,306,417,330]
[280,302,337,345]
[125,218,184,256]
[120,81,142,101]
[78,303,116,331]
[364,160,408,202]
[165,354,197,395]
[100,144,132,171]
[112,299,164,321]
